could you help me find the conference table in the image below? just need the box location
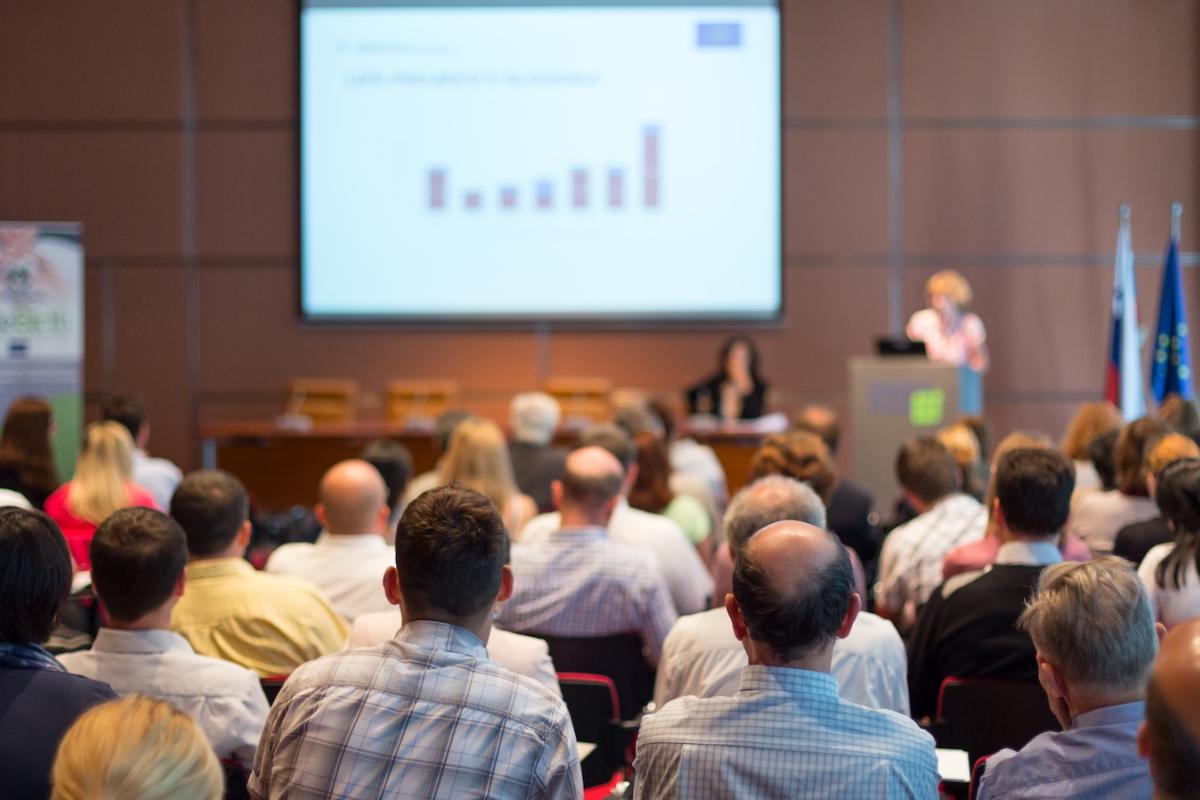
[199,419,769,512]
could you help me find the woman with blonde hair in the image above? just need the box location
[439,418,536,536]
[44,421,157,569]
[906,269,989,372]
[936,423,985,500]
[51,695,223,800]
[1060,400,1122,498]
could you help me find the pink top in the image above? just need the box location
[942,532,1091,581]
[906,308,987,370]
[44,483,159,570]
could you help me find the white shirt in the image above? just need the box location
[0,489,31,509]
[653,607,909,715]
[131,448,182,512]
[1138,543,1200,629]
[1069,490,1158,556]
[265,532,395,621]
[669,438,728,507]
[58,628,268,764]
[875,493,987,628]
[906,308,987,369]
[520,499,713,615]
[347,609,561,697]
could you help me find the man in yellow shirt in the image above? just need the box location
[169,470,348,677]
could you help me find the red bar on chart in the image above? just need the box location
[642,125,660,208]
[464,191,483,210]
[500,185,518,209]
[535,180,554,209]
[607,168,624,208]
[571,168,588,209]
[428,169,447,209]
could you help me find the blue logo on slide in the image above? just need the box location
[696,23,742,48]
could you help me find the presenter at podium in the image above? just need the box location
[905,270,989,373]
[686,337,768,421]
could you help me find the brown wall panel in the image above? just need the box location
[194,0,297,122]
[1,1,183,122]
[196,131,296,258]
[903,0,1200,118]
[783,0,889,119]
[904,129,1200,256]
[784,130,890,256]
[0,133,183,259]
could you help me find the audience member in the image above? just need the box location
[1088,428,1120,489]
[44,421,157,570]
[1139,458,1200,629]
[51,695,223,800]
[59,508,267,765]
[937,422,986,500]
[0,508,116,799]
[361,438,412,532]
[685,336,768,421]
[655,475,909,715]
[1061,401,1123,501]
[791,404,879,565]
[0,396,59,510]
[629,431,711,546]
[908,447,1075,720]
[634,522,937,799]
[251,485,581,799]
[401,409,475,505]
[101,393,183,512]
[942,431,1091,580]
[439,417,537,534]
[1069,416,1169,555]
[1139,618,1200,800]
[520,424,713,614]
[977,558,1158,799]
[169,470,348,676]
[649,397,728,511]
[1159,394,1200,445]
[497,446,677,666]
[875,437,986,629]
[508,391,568,513]
[1115,433,1200,566]
[266,459,395,620]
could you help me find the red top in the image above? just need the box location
[43,483,159,570]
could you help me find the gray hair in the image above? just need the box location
[510,393,560,446]
[1019,556,1158,694]
[724,475,826,555]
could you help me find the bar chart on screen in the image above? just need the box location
[426,125,661,215]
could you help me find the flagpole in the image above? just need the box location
[1172,202,1183,241]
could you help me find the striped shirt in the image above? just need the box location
[249,621,581,800]
[634,666,939,799]
[495,526,678,665]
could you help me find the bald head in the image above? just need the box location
[555,446,624,521]
[731,521,856,665]
[317,459,389,536]
[1143,620,1200,799]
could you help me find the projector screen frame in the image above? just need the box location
[295,0,785,329]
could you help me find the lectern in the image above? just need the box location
[849,357,983,507]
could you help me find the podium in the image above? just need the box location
[849,356,983,506]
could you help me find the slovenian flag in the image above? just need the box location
[1150,226,1192,402]
[1106,207,1146,419]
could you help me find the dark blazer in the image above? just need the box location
[685,375,767,420]
[0,665,116,799]
[1113,516,1172,567]
[827,479,879,565]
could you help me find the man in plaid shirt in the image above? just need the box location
[249,485,582,800]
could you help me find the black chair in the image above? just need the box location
[260,675,288,705]
[558,673,633,790]
[968,756,989,800]
[933,677,1059,765]
[531,633,653,720]
[221,761,251,800]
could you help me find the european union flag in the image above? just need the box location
[1150,234,1193,402]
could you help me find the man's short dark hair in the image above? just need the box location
[895,437,959,504]
[90,508,188,623]
[732,531,853,662]
[579,424,636,471]
[0,507,72,644]
[993,447,1075,536]
[394,485,509,620]
[170,470,249,557]
[362,439,413,511]
[100,393,147,440]
[1145,676,1200,800]
[1089,429,1120,491]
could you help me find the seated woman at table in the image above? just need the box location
[685,336,769,421]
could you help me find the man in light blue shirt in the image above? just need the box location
[978,557,1162,799]
[634,521,938,799]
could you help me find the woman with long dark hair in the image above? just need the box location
[685,336,768,421]
[0,397,59,509]
[1139,457,1200,629]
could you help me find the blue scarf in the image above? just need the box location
[0,642,65,672]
